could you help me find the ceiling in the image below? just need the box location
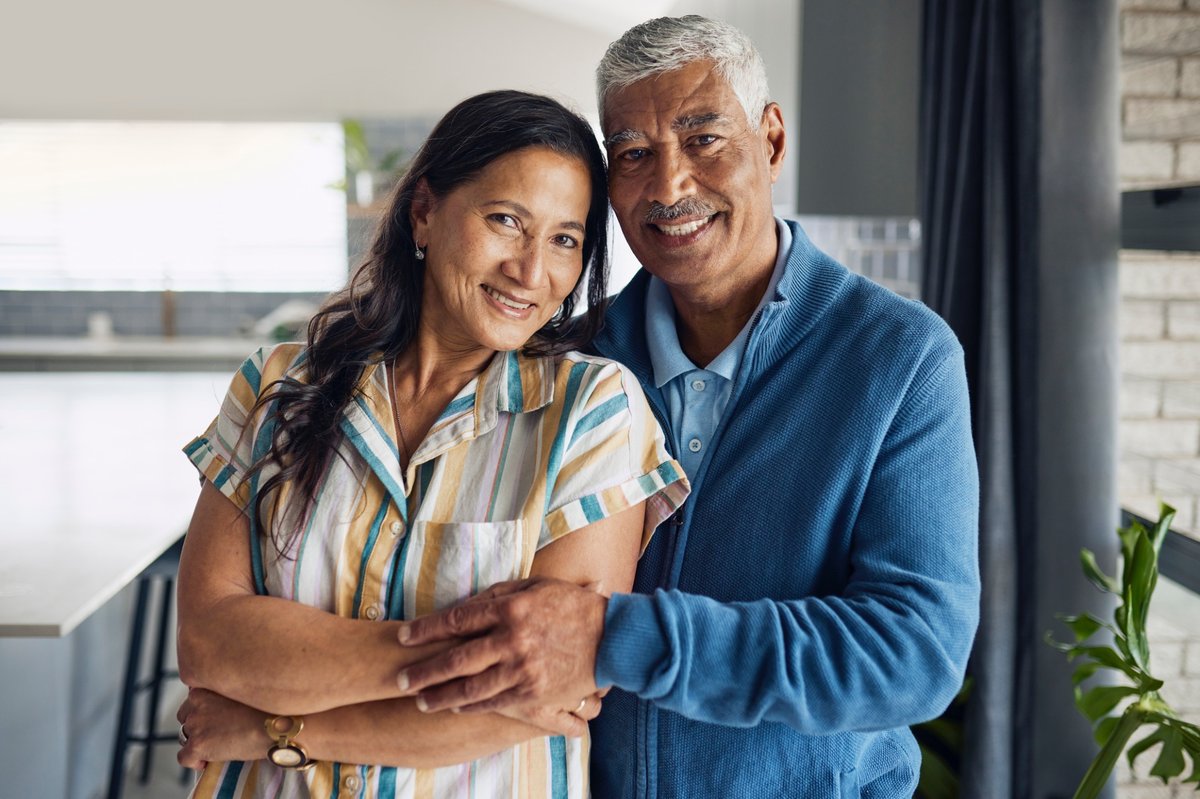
[493,0,678,36]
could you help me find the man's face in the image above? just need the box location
[602,59,785,295]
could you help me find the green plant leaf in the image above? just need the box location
[1149,502,1176,554]
[342,119,370,173]
[1077,685,1139,723]
[1061,613,1105,642]
[1074,709,1145,799]
[915,745,958,799]
[1081,549,1119,594]
[1074,662,1103,687]
[1118,520,1144,575]
[1128,727,1167,770]
[1093,715,1121,746]
[1149,724,1185,782]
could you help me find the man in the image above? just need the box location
[396,15,980,796]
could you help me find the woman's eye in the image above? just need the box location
[553,234,580,249]
[489,213,519,228]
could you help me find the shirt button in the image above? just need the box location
[390,520,404,536]
[691,379,706,392]
[688,438,702,453]
[343,774,361,792]
[364,605,381,621]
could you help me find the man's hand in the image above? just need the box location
[395,576,607,714]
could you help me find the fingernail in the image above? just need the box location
[397,624,411,644]
[415,694,429,713]
[397,671,409,692]
[450,706,461,715]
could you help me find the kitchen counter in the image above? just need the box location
[0,371,231,635]
[0,335,267,371]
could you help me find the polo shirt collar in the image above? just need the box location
[644,217,792,388]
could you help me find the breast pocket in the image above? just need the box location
[406,520,528,617]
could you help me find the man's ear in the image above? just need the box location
[760,103,787,184]
[410,177,437,244]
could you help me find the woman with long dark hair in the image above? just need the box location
[173,90,688,798]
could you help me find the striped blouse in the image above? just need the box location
[183,343,689,799]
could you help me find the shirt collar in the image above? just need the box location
[339,348,556,509]
[644,217,793,388]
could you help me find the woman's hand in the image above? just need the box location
[495,689,607,738]
[177,688,270,770]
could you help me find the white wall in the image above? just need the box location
[0,0,614,120]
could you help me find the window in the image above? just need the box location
[0,121,347,292]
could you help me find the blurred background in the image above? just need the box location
[1,1,1198,797]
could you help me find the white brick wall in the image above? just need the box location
[1180,141,1200,179]
[1123,12,1200,54]
[1122,141,1176,182]
[1182,57,1200,93]
[1123,57,1181,95]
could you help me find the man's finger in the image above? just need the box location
[398,637,501,695]
[414,661,519,712]
[398,598,503,646]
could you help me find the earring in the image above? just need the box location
[414,244,425,261]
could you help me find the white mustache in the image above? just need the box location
[644,199,717,224]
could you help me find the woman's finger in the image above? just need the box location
[398,636,503,697]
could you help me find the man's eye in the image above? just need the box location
[620,148,649,162]
[694,135,718,146]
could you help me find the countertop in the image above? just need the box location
[0,335,268,371]
[0,371,231,636]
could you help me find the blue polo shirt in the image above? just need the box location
[644,218,791,476]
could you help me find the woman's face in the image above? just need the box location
[412,146,592,355]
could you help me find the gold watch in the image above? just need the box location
[264,715,315,771]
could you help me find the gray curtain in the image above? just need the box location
[919,1,1039,795]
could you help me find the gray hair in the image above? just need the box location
[596,15,771,127]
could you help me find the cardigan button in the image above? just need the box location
[688,438,703,453]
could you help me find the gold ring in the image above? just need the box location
[178,725,188,745]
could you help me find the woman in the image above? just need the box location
[175,90,688,798]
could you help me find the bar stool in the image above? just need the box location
[106,536,188,799]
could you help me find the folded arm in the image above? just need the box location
[176,480,644,764]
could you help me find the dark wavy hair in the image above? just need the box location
[247,90,610,550]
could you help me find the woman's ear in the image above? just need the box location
[409,178,436,244]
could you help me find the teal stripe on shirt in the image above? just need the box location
[506,349,524,410]
[543,362,588,514]
[351,498,391,618]
[570,394,628,449]
[215,761,244,799]
[550,735,568,798]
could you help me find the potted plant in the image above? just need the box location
[1049,504,1200,797]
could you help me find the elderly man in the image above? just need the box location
[398,15,980,797]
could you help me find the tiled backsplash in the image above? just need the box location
[0,290,326,337]
[792,215,922,299]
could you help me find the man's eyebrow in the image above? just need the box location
[672,113,727,131]
[604,113,731,147]
[603,129,644,148]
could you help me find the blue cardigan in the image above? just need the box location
[589,220,980,797]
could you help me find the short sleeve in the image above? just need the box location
[541,359,689,554]
[182,346,276,513]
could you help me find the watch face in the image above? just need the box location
[270,745,305,768]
